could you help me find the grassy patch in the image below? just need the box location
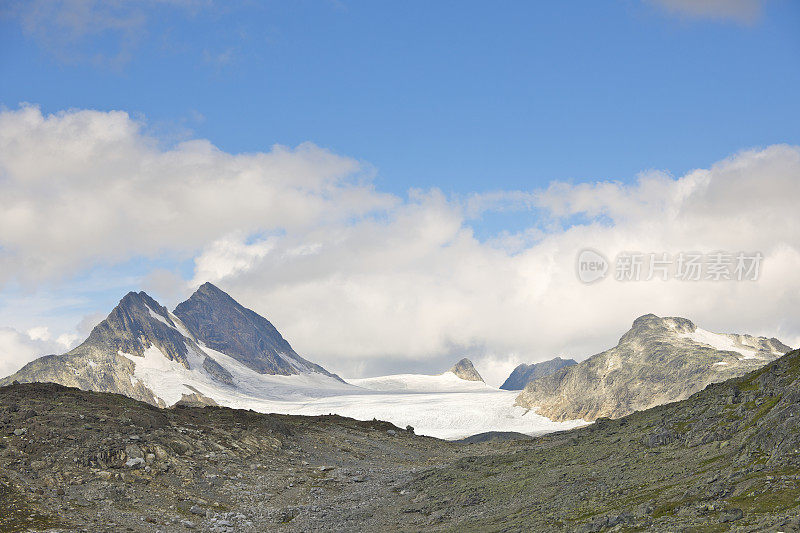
[652,496,700,519]
[726,486,800,514]
[750,396,781,425]
[698,454,726,467]
[0,476,60,533]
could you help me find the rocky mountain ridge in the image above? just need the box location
[500,356,577,390]
[0,284,344,407]
[515,313,791,421]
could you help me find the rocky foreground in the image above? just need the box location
[3,351,800,532]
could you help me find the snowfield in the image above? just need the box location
[349,371,492,392]
[263,389,587,440]
[121,342,586,440]
[680,327,781,360]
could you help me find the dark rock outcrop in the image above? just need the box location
[500,357,577,390]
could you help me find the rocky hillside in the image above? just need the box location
[2,350,800,531]
[448,358,483,382]
[0,284,345,408]
[516,314,791,421]
[500,356,577,390]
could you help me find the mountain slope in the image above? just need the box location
[515,314,791,421]
[500,356,577,390]
[0,285,347,406]
[174,282,342,380]
[413,348,800,531]
[4,350,800,531]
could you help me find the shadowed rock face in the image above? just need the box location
[79,291,192,366]
[173,283,342,380]
[448,358,483,382]
[499,357,577,390]
[515,314,792,422]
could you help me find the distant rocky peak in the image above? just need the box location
[621,314,696,343]
[76,290,191,367]
[448,358,484,382]
[193,282,234,302]
[174,282,342,380]
[118,291,174,324]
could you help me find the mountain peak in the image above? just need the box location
[174,284,342,380]
[196,281,225,295]
[622,314,696,343]
[448,358,483,382]
[76,290,189,365]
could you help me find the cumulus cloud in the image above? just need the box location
[648,0,767,24]
[0,326,70,377]
[0,105,392,285]
[1,105,798,385]
[206,145,800,382]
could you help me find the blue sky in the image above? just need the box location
[1,1,799,381]
[2,1,798,196]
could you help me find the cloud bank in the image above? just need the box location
[0,106,798,384]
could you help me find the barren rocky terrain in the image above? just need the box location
[3,349,800,532]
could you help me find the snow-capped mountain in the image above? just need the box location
[515,314,792,422]
[0,284,351,407]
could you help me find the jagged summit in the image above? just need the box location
[80,290,194,366]
[448,358,483,382]
[175,283,342,380]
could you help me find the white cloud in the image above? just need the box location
[0,105,392,285]
[648,0,767,24]
[1,105,798,385]
[192,235,277,285]
[208,145,800,382]
[25,326,50,342]
[0,326,65,377]
[55,332,81,349]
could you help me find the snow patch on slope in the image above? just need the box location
[682,328,761,359]
[145,305,172,327]
[120,342,358,408]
